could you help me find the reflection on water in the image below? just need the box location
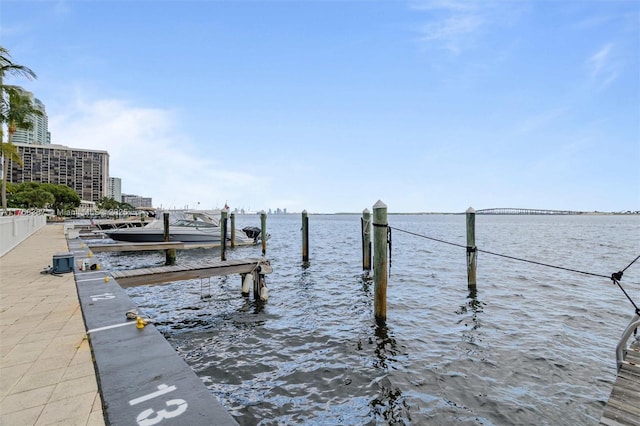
[370,323,411,425]
[370,380,410,425]
[93,214,640,425]
[456,288,486,344]
[373,323,398,370]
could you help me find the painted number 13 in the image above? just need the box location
[129,384,188,426]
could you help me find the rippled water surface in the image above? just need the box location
[93,214,640,425]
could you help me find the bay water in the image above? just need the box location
[94,214,640,425]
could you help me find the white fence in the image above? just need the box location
[0,215,47,257]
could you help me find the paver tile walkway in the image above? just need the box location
[0,224,104,425]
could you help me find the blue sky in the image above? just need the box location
[1,0,638,213]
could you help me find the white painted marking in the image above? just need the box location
[86,321,136,334]
[90,292,115,301]
[76,277,110,283]
[136,399,188,425]
[129,384,176,406]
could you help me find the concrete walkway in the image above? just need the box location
[0,224,104,425]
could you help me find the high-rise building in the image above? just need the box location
[9,143,109,203]
[122,194,153,208]
[11,92,50,145]
[108,177,122,202]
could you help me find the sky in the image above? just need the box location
[1,0,638,213]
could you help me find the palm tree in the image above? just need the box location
[0,46,37,120]
[0,142,22,201]
[1,89,43,210]
[0,46,37,212]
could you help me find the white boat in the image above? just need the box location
[102,210,261,245]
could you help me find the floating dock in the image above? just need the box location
[110,258,271,287]
[69,238,246,425]
[600,342,640,426]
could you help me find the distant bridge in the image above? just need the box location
[475,208,585,215]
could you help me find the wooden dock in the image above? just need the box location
[600,343,640,426]
[110,257,272,287]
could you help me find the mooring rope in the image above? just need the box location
[373,222,393,276]
[388,225,640,314]
[610,253,640,316]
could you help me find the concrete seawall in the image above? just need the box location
[0,215,47,257]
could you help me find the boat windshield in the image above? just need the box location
[172,219,217,228]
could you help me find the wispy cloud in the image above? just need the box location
[409,0,477,13]
[587,43,619,89]
[420,14,483,54]
[410,0,519,54]
[52,0,72,18]
[575,14,613,30]
[48,91,266,210]
[516,107,569,135]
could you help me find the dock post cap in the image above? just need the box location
[302,209,307,214]
[363,208,370,214]
[466,207,475,213]
[373,200,387,209]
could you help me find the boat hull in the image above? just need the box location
[105,229,223,243]
[104,228,256,245]
[102,210,258,245]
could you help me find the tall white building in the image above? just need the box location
[11,92,50,145]
[108,177,122,202]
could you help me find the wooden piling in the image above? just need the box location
[230,211,236,248]
[302,210,309,262]
[220,209,228,261]
[373,200,388,322]
[362,208,371,271]
[163,212,176,265]
[261,210,267,256]
[466,207,477,289]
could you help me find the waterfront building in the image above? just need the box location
[9,142,109,203]
[108,177,122,202]
[11,92,51,145]
[122,194,153,208]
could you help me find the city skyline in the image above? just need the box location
[2,1,639,213]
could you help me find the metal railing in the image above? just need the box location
[616,314,640,371]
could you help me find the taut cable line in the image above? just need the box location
[610,253,640,316]
[389,225,639,314]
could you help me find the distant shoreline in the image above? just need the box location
[307,211,640,216]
